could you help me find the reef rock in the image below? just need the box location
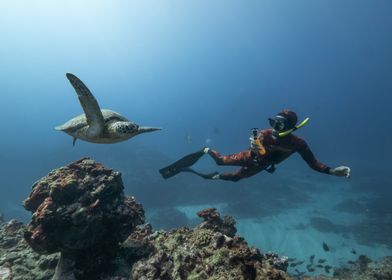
[23,158,144,280]
[1,213,291,280]
[197,207,237,237]
[0,219,58,280]
[130,208,290,280]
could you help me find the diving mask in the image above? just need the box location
[269,116,310,137]
[268,115,289,132]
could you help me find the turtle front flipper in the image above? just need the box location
[66,73,105,137]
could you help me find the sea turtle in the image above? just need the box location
[56,73,161,145]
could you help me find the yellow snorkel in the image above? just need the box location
[278,117,310,137]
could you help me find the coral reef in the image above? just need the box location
[3,158,392,280]
[23,158,144,279]
[130,207,290,280]
[0,210,292,280]
[196,208,237,237]
[4,213,392,280]
[15,158,292,280]
[0,219,58,280]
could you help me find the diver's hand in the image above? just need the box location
[330,166,351,178]
[249,137,259,152]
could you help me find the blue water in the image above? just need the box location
[1,0,391,277]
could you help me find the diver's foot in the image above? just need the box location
[203,147,210,154]
[204,172,220,180]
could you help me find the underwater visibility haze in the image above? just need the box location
[0,0,392,278]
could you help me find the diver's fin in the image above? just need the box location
[73,137,77,146]
[159,148,206,179]
[181,168,219,180]
[265,164,276,174]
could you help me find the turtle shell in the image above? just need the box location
[55,109,129,132]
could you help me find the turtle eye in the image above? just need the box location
[130,123,138,130]
[126,123,138,132]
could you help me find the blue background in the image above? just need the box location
[0,1,391,275]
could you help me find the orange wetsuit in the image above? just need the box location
[207,129,330,181]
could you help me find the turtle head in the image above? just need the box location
[136,126,162,135]
[115,122,161,138]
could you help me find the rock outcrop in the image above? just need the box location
[130,207,289,280]
[23,158,144,280]
[0,219,58,280]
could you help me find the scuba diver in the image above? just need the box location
[159,110,351,182]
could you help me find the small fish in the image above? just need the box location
[347,260,355,265]
[295,269,305,276]
[324,265,332,273]
[290,263,298,267]
[307,267,315,272]
[351,248,357,254]
[213,127,220,134]
[185,134,192,144]
[322,242,330,252]
[316,264,324,268]
[288,258,296,262]
[318,259,326,264]
[310,255,315,262]
[296,260,305,265]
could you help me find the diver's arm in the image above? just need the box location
[296,140,331,174]
[296,138,350,177]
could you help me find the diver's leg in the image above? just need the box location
[206,149,254,166]
[181,168,219,180]
[217,166,263,182]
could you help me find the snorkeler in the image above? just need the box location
[159,110,351,182]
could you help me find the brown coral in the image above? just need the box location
[23,158,144,279]
[197,207,237,237]
[131,208,290,280]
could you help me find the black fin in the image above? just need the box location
[73,137,77,146]
[181,168,219,180]
[159,148,206,179]
[266,164,276,174]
